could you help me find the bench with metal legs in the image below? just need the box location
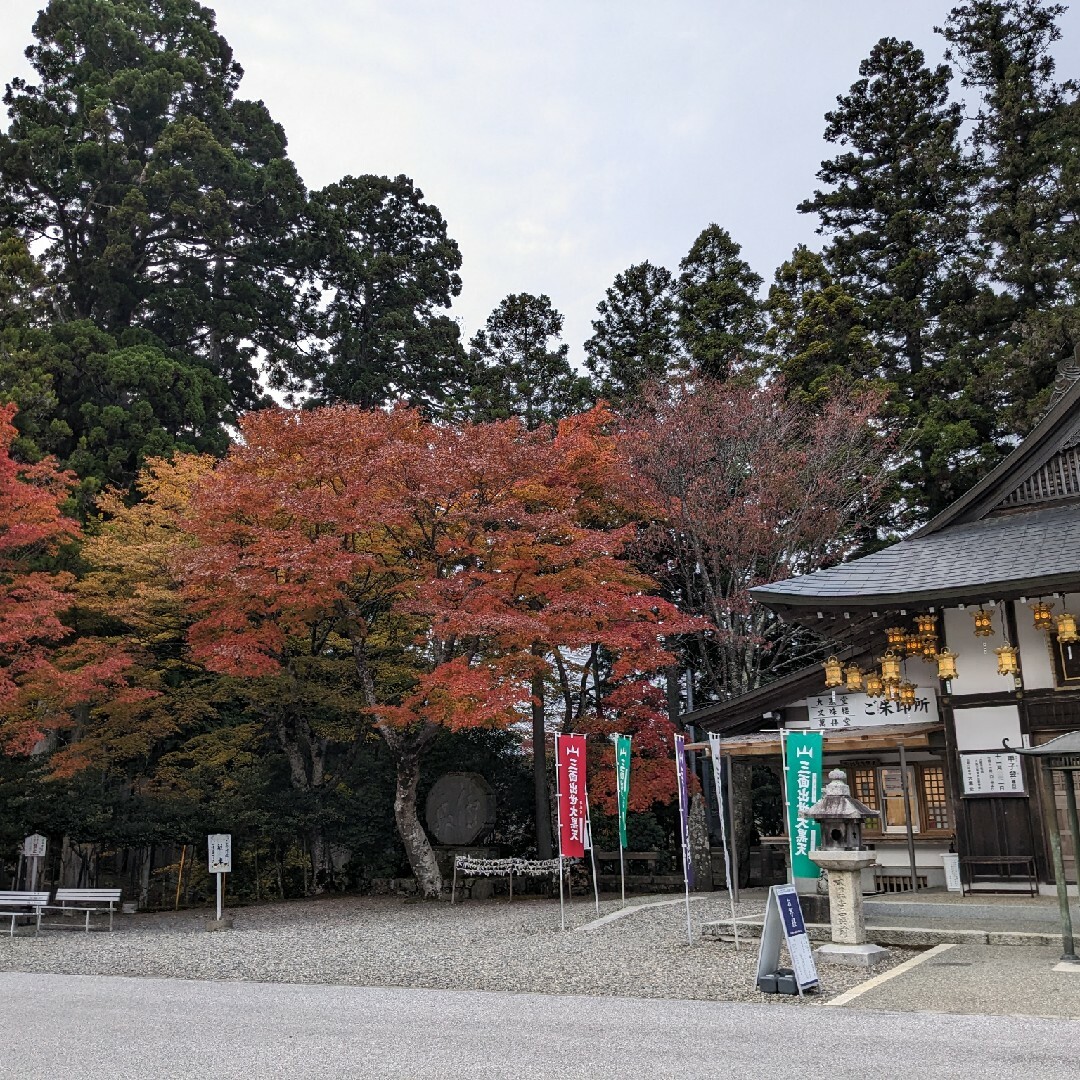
[0,892,50,936]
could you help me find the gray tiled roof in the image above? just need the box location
[753,503,1080,608]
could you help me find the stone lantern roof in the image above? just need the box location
[802,769,879,822]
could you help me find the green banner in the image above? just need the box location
[614,734,632,848]
[785,731,823,880]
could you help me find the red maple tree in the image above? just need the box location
[0,404,129,754]
[178,404,692,895]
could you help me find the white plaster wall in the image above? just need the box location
[952,704,1022,752]
[942,606,1011,694]
[1014,600,1056,689]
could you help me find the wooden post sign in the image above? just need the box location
[23,833,47,892]
[755,884,819,996]
[208,833,232,922]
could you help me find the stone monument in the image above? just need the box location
[802,768,889,969]
[425,772,497,845]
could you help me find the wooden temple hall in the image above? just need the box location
[686,368,1080,896]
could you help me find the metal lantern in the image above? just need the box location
[884,682,901,703]
[920,636,939,660]
[916,613,937,636]
[936,649,959,681]
[822,655,844,688]
[898,680,917,708]
[864,671,884,698]
[885,626,907,649]
[1057,612,1080,643]
[995,643,1019,677]
[1032,601,1055,632]
[880,651,902,685]
[904,634,923,656]
[973,607,995,637]
[844,664,863,692]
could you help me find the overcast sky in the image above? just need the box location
[2,1,1079,365]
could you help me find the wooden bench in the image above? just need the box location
[593,850,662,873]
[44,888,123,932]
[0,891,50,937]
[960,856,1038,897]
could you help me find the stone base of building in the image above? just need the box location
[815,942,889,969]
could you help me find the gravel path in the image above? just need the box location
[0,891,912,1004]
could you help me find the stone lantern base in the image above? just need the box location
[810,848,889,969]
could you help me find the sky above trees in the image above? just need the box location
[3,0,1075,366]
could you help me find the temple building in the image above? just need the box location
[687,367,1080,895]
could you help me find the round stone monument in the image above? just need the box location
[425,772,497,845]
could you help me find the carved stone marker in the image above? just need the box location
[425,773,497,846]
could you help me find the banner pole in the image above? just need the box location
[586,791,600,917]
[780,729,793,884]
[619,844,625,907]
[675,733,693,947]
[555,732,566,931]
[708,735,739,951]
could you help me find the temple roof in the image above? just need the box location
[752,374,1080,613]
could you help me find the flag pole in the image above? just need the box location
[708,735,739,951]
[554,732,566,931]
[675,733,693,947]
[585,790,600,917]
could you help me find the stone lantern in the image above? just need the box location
[801,769,889,969]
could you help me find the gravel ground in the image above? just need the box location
[0,890,913,1004]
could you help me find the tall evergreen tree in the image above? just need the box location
[468,294,591,429]
[676,225,763,379]
[584,261,681,402]
[939,1,1080,425]
[296,174,468,414]
[764,246,880,406]
[799,37,990,524]
[0,0,306,417]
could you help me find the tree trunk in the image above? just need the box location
[731,758,755,888]
[532,667,553,859]
[689,792,713,891]
[383,723,442,898]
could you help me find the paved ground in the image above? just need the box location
[839,943,1080,1018]
[2,972,1077,1080]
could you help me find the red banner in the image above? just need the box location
[556,733,587,858]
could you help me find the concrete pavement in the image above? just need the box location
[2,971,1078,1080]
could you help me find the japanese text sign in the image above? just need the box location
[208,833,232,873]
[674,732,694,889]
[556,734,587,858]
[785,731,822,880]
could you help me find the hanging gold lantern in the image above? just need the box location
[864,671,884,698]
[904,634,923,656]
[898,680,917,708]
[920,636,938,660]
[936,649,959,681]
[822,655,844,688]
[994,644,1019,677]
[884,682,901,703]
[972,607,995,637]
[1032,601,1055,632]
[885,626,907,649]
[844,663,863,692]
[1057,612,1079,643]
[915,613,937,636]
[880,651,902,685]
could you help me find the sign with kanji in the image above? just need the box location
[960,752,1026,796]
[784,732,822,879]
[674,732,694,889]
[556,734,586,858]
[208,833,232,873]
[22,833,46,858]
[755,884,819,995]
[800,691,938,729]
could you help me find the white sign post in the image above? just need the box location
[208,834,232,921]
[755,884,819,996]
[23,834,46,892]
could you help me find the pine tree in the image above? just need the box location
[677,226,764,379]
[799,37,991,524]
[584,261,681,402]
[297,174,468,414]
[469,294,592,428]
[0,0,307,413]
[939,1,1080,425]
[764,245,880,406]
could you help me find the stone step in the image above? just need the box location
[700,920,1060,948]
